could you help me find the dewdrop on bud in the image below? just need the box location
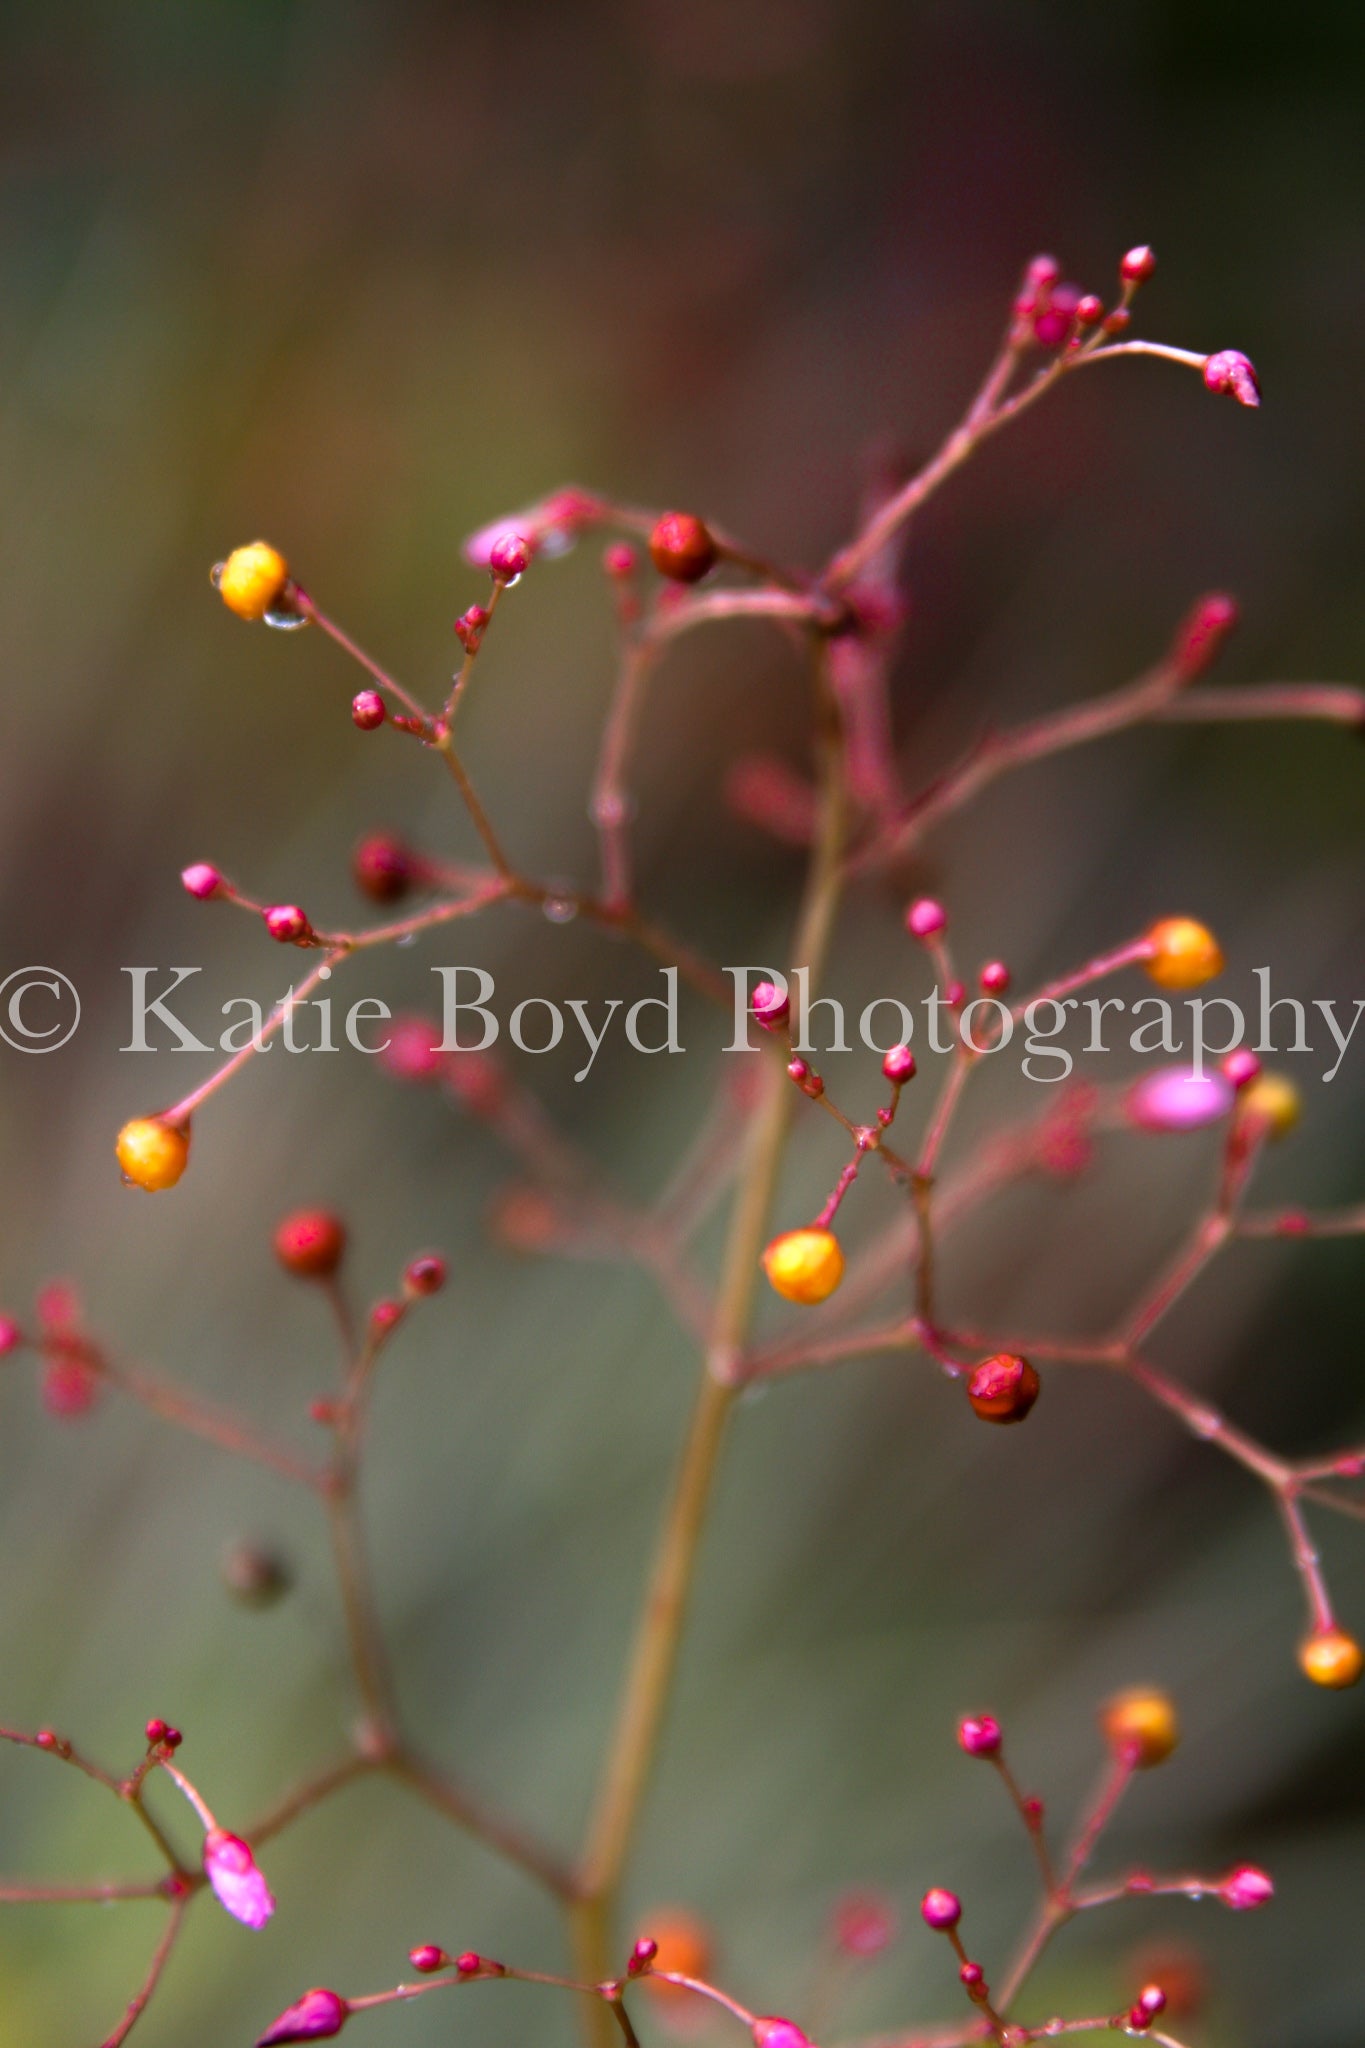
[649,511,718,584]
[264,904,313,945]
[117,1116,190,1192]
[751,980,790,1030]
[488,531,531,582]
[352,832,414,903]
[1241,1072,1301,1140]
[957,1714,1003,1758]
[1127,1067,1233,1134]
[1298,1626,1363,1689]
[762,1228,845,1306]
[409,1945,450,1974]
[1203,349,1261,408]
[920,1888,961,1931]
[1144,918,1224,990]
[255,1988,350,2044]
[203,1828,275,1928]
[752,2022,810,2048]
[351,690,386,731]
[181,862,224,900]
[274,1209,347,1279]
[882,1044,916,1084]
[1221,1864,1274,1910]
[216,543,289,622]
[1100,1687,1180,1768]
[966,1353,1039,1425]
[1120,245,1157,283]
[905,898,947,940]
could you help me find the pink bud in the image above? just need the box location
[0,1316,21,1356]
[181,863,224,900]
[832,1890,896,1958]
[1203,349,1261,408]
[455,604,490,651]
[204,1829,275,1928]
[351,689,386,730]
[456,1952,483,1975]
[42,1356,99,1418]
[882,1044,916,1085]
[256,1988,349,2044]
[628,1936,658,1974]
[1222,1048,1262,1090]
[488,532,531,581]
[725,755,818,845]
[404,1254,446,1297]
[1222,1863,1274,1910]
[263,904,313,945]
[1025,254,1061,289]
[957,1714,1002,1758]
[1033,282,1081,349]
[1135,1986,1167,2019]
[751,980,790,1030]
[409,1945,449,1974]
[906,898,947,940]
[1075,293,1105,326]
[1120,245,1157,283]
[979,960,1010,995]
[370,1299,404,1337]
[752,2020,811,2048]
[920,1887,962,1931]
[604,542,638,579]
[1127,1067,1234,1134]
[1172,593,1238,679]
[380,1015,448,1085]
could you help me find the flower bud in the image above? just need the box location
[1100,1687,1179,1768]
[0,1316,21,1356]
[1221,1863,1274,1910]
[920,1887,961,1931]
[762,1228,844,1305]
[1221,1048,1262,1090]
[409,1945,450,1973]
[351,690,386,731]
[1126,1067,1233,1134]
[966,1353,1039,1425]
[263,904,313,945]
[455,603,490,651]
[256,1988,349,2044]
[882,1044,916,1084]
[957,1714,1003,1758]
[905,897,947,939]
[649,512,717,584]
[752,2021,810,2048]
[750,980,790,1030]
[1172,593,1238,680]
[274,1209,347,1280]
[117,1117,190,1192]
[404,1254,446,1296]
[352,832,414,903]
[1120,245,1157,283]
[831,1890,896,1957]
[637,1909,713,2004]
[604,542,638,579]
[380,1015,448,1085]
[979,961,1010,995]
[1298,1626,1363,1689]
[217,543,289,622]
[1144,917,1223,990]
[204,1828,275,1928]
[1203,349,1261,407]
[488,532,531,581]
[181,862,224,900]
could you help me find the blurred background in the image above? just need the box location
[1,3,1363,2044]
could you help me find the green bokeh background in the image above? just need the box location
[1,5,1363,2045]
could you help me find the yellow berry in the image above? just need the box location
[1144,917,1224,990]
[1298,1628,1363,1690]
[116,1117,190,1192]
[1241,1073,1301,1141]
[216,541,289,621]
[1099,1686,1180,1768]
[762,1227,844,1305]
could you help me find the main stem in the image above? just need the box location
[570,644,848,2026]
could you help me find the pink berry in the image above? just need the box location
[882,1044,916,1085]
[1103,307,1131,336]
[1203,349,1261,408]
[404,1254,446,1296]
[181,862,224,900]
[957,1714,1002,1758]
[979,960,1010,995]
[1120,244,1157,282]
[1222,1048,1262,1090]
[351,689,386,730]
[264,904,313,945]
[1222,1863,1274,1910]
[751,980,790,1030]
[906,897,947,939]
[1025,254,1061,289]
[1033,282,1081,349]
[380,1015,448,1085]
[370,1299,404,1336]
[1136,1986,1167,2019]
[920,1887,961,1931]
[488,532,531,581]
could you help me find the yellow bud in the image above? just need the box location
[762,1227,844,1305]
[1298,1627,1363,1690]
[216,541,290,622]
[1241,1072,1301,1140]
[1144,917,1224,991]
[116,1117,190,1192]
[1099,1686,1179,1768]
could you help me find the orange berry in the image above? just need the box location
[1241,1073,1301,1141]
[273,1209,347,1279]
[762,1227,844,1305]
[1144,918,1224,991]
[649,512,718,584]
[116,1117,190,1192]
[216,541,289,621]
[966,1352,1040,1425]
[1298,1627,1363,1690]
[1100,1687,1180,1768]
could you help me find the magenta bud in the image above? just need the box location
[1222,1048,1262,1089]
[1222,1863,1274,1910]
[959,1962,984,1990]
[604,542,638,579]
[404,1254,447,1297]
[455,1952,483,1976]
[1173,592,1239,679]
[831,1890,896,1958]
[256,1987,349,2044]
[920,1887,962,1931]
[1075,293,1105,326]
[182,862,224,900]
[1127,1067,1233,1134]
[1136,1986,1167,2019]
[351,689,386,730]
[906,897,947,939]
[1025,254,1061,289]
[752,2020,811,2048]
[0,1317,23,1356]
[455,604,490,651]
[957,1714,1002,1758]
[264,904,313,945]
[1120,244,1157,283]
[409,1945,449,1974]
[628,1936,658,1975]
[751,980,790,1029]
[488,532,531,580]
[204,1829,275,1929]
[979,960,1010,995]
[882,1044,916,1085]
[1203,349,1261,408]
[370,1299,404,1336]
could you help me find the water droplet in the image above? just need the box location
[739,1381,769,1407]
[263,603,310,632]
[317,966,332,980]
[396,932,417,948]
[209,562,225,590]
[537,526,577,560]
[542,894,578,925]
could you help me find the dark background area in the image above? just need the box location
[1,4,1363,2045]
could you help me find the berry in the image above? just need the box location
[264,904,313,945]
[352,833,414,903]
[1298,1626,1363,1689]
[116,1117,190,1193]
[1221,1048,1262,1090]
[1034,282,1081,349]
[1241,1072,1301,1140]
[957,1714,1003,1758]
[488,531,531,581]
[966,1353,1039,1425]
[1099,1687,1179,1768]
[920,1887,961,1931]
[181,862,224,900]
[882,1044,916,1084]
[1144,917,1224,990]
[216,542,289,622]
[762,1227,845,1305]
[370,1299,403,1336]
[959,1962,984,1989]
[649,511,718,584]
[409,1945,449,1974]
[750,980,790,1030]
[273,1209,347,1280]
[380,1015,448,1085]
[255,1988,349,2044]
[351,690,386,730]
[1221,1863,1274,1910]
[404,1254,446,1296]
[1203,349,1261,408]
[905,897,947,939]
[1120,245,1157,283]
